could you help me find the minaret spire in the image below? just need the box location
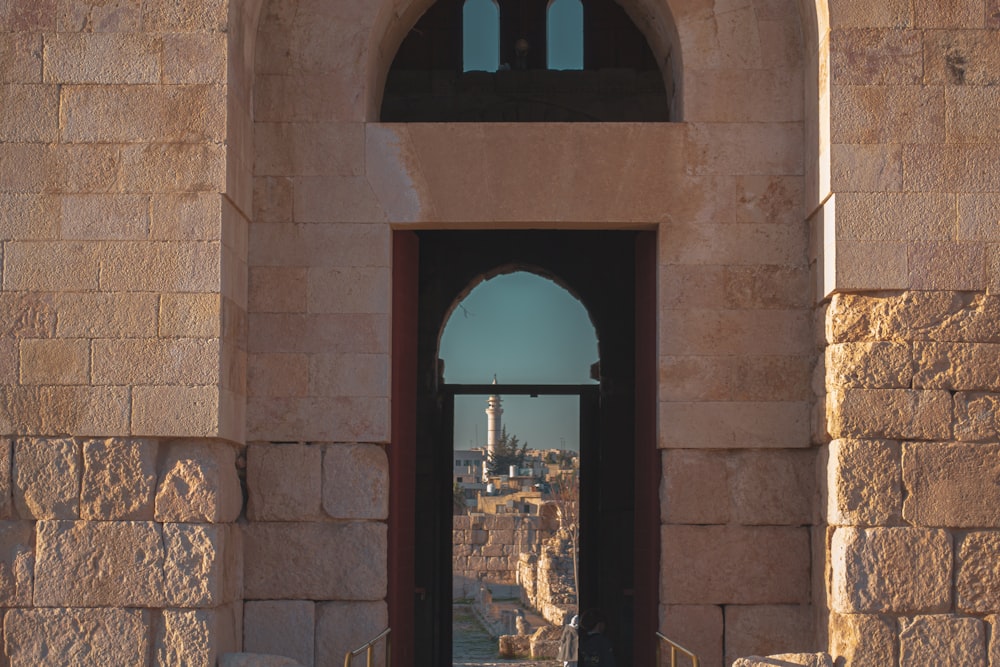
[484,375,503,482]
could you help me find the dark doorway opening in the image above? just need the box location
[390,230,658,666]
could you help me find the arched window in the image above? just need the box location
[463,0,500,72]
[547,0,583,70]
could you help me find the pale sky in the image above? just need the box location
[439,272,598,451]
[463,0,583,72]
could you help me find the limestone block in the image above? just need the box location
[659,401,811,449]
[924,30,1000,86]
[833,85,945,145]
[314,601,388,666]
[321,444,388,520]
[830,29,922,85]
[56,0,143,32]
[725,606,814,666]
[249,313,388,355]
[0,521,33,607]
[155,440,242,523]
[729,450,814,526]
[61,84,225,143]
[220,655,304,667]
[830,527,951,614]
[899,615,985,667]
[661,526,810,605]
[59,193,149,240]
[5,608,150,667]
[658,354,731,401]
[913,0,983,28]
[18,337,88,385]
[162,33,227,84]
[43,32,159,84]
[244,521,386,600]
[143,0,227,32]
[988,615,1000,667]
[53,292,157,338]
[732,654,833,667]
[3,241,100,291]
[0,33,43,84]
[957,532,1000,613]
[827,388,951,440]
[659,604,723,667]
[149,192,223,241]
[13,437,81,519]
[132,385,220,437]
[914,343,1000,392]
[255,121,364,178]
[6,385,130,436]
[684,123,802,177]
[831,143,903,193]
[163,523,232,607]
[120,143,225,193]
[661,449,728,524]
[80,438,157,520]
[250,222,389,270]
[827,439,902,526]
[34,520,166,606]
[0,83,59,142]
[92,337,219,385]
[247,443,322,521]
[829,613,898,667]
[159,293,222,338]
[955,392,1000,442]
[247,396,389,443]
[156,606,240,667]
[904,144,1000,194]
[733,355,813,402]
[903,442,1000,527]
[244,601,315,667]
[910,242,986,291]
[826,342,912,389]
[829,0,913,27]
[658,223,807,273]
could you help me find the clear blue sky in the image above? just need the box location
[440,272,598,451]
[463,0,583,72]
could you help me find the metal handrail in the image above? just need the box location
[656,631,700,667]
[343,627,391,667]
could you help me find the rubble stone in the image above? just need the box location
[827,439,902,526]
[5,607,150,666]
[899,615,985,667]
[156,607,240,667]
[829,613,898,667]
[831,527,951,613]
[956,532,1000,613]
[0,521,34,607]
[155,440,242,523]
[80,437,157,520]
[13,437,81,519]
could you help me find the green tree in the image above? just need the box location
[486,427,528,476]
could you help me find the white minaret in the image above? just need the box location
[484,375,503,482]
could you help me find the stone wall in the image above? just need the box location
[0,435,242,665]
[517,534,577,626]
[453,513,545,590]
[824,292,1000,665]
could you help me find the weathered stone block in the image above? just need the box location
[0,521,33,607]
[831,527,951,614]
[247,443,322,521]
[825,342,912,389]
[163,523,231,607]
[81,438,157,520]
[314,601,388,667]
[899,615,985,667]
[56,0,143,32]
[5,608,150,667]
[832,85,944,145]
[733,654,833,667]
[661,526,810,605]
[957,532,1000,613]
[18,337,89,385]
[142,0,227,32]
[0,438,11,519]
[155,440,242,523]
[827,388,951,440]
[988,615,1000,667]
[93,337,219,385]
[244,601,315,667]
[827,439,902,526]
[659,401,811,449]
[59,193,149,240]
[34,520,165,606]
[220,655,304,667]
[0,83,59,142]
[954,393,1000,442]
[120,143,225,193]
[661,449,729,524]
[159,293,222,338]
[132,385,220,437]
[830,29,922,85]
[43,32,159,84]
[913,343,1000,391]
[156,606,240,667]
[729,450,814,526]
[0,33,43,84]
[659,604,723,667]
[244,522,386,600]
[53,292,157,338]
[829,613,898,667]
[13,437,81,519]
[903,442,1000,527]
[162,33,227,84]
[725,606,814,667]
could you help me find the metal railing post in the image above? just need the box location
[656,631,700,667]
[343,627,391,667]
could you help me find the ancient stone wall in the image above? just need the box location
[453,514,544,589]
[0,436,241,664]
[824,292,1000,665]
[517,535,577,626]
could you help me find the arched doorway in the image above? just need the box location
[391,230,658,665]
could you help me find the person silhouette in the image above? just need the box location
[577,609,616,666]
